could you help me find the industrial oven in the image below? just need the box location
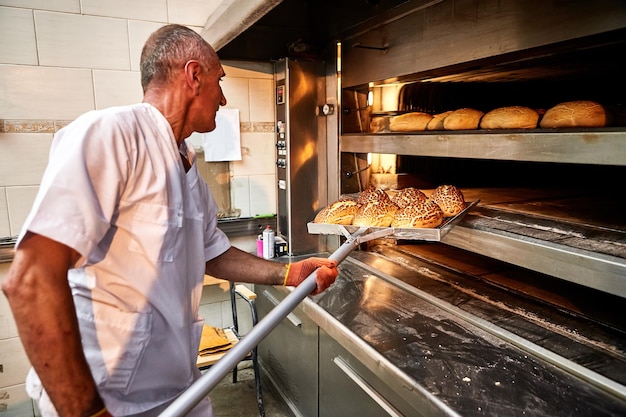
[256,1,626,416]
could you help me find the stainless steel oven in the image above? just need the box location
[233,1,626,415]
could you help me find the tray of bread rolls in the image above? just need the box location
[308,185,479,241]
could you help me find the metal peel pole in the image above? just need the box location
[159,227,386,417]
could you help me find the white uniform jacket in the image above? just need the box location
[19,103,231,415]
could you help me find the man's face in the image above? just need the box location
[192,61,227,134]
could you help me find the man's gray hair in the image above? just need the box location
[140,24,215,92]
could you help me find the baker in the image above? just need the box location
[2,24,338,417]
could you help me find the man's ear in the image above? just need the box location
[184,60,202,95]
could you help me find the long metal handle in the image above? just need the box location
[159,228,375,417]
[262,289,302,327]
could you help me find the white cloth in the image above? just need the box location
[202,108,241,161]
[19,103,230,416]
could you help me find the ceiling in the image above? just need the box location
[213,0,427,61]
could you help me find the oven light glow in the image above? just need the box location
[367,90,374,107]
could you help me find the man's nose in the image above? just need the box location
[220,92,227,106]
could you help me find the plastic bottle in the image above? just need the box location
[256,234,263,257]
[262,225,275,259]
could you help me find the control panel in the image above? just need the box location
[276,120,287,170]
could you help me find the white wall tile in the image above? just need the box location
[230,132,275,176]
[35,11,130,70]
[229,235,257,254]
[0,0,79,13]
[93,70,143,109]
[128,20,165,72]
[231,176,251,218]
[82,0,167,22]
[0,133,52,187]
[6,186,39,236]
[167,0,221,27]
[0,264,18,339]
[0,64,95,120]
[0,337,31,387]
[0,7,38,65]
[0,189,9,237]
[0,383,33,416]
[249,78,274,122]
[198,301,224,328]
[248,174,276,217]
[220,77,249,122]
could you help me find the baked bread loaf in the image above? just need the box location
[389,112,433,132]
[391,199,443,228]
[480,106,539,129]
[429,185,466,217]
[443,108,484,130]
[353,199,399,227]
[540,100,609,128]
[357,186,392,205]
[370,116,388,133]
[427,111,453,130]
[314,199,359,224]
[391,187,428,208]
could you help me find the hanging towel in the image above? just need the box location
[198,325,233,356]
[203,108,242,161]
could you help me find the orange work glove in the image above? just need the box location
[283,257,338,295]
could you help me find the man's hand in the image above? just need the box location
[284,257,338,295]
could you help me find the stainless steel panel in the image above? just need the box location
[257,285,318,417]
[443,221,626,298]
[311,255,626,416]
[319,329,436,417]
[275,58,326,255]
[341,131,626,166]
[341,0,626,87]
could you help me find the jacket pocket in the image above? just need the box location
[126,202,183,262]
[75,294,152,394]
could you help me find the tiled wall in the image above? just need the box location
[0,2,275,414]
[0,6,276,238]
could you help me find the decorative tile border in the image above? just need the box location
[1,119,66,133]
[2,120,274,134]
[240,122,275,133]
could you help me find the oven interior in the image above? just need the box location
[335,27,626,395]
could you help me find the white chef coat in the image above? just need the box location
[19,103,231,416]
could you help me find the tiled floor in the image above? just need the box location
[208,362,293,417]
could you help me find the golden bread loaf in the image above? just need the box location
[314,199,359,224]
[443,108,485,130]
[480,106,539,129]
[353,199,399,227]
[391,199,443,228]
[369,116,388,133]
[427,111,453,130]
[389,112,433,132]
[539,100,609,128]
[390,187,428,208]
[357,186,391,205]
[429,185,466,217]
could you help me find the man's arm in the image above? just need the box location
[2,232,107,417]
[205,246,287,285]
[205,246,338,295]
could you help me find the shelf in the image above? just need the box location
[341,130,626,165]
[440,197,626,299]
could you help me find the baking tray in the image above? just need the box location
[307,200,479,241]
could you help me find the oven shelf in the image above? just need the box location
[341,130,626,166]
[442,205,626,299]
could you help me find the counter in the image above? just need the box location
[0,237,16,263]
[259,247,626,416]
